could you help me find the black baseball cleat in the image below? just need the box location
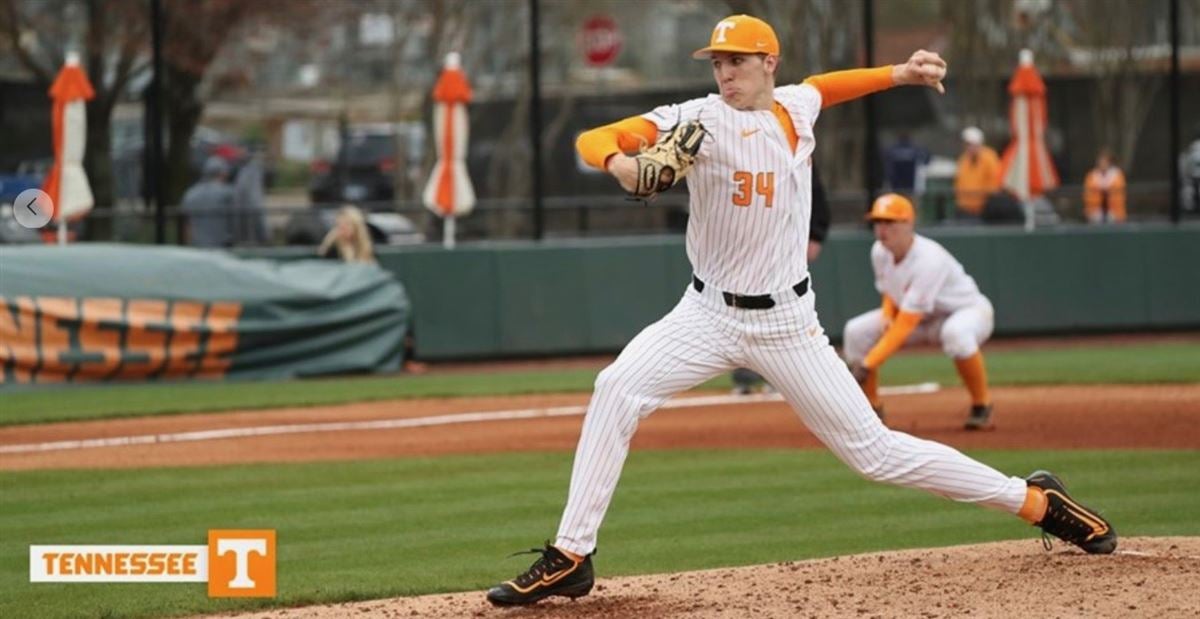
[486,543,594,606]
[1026,470,1117,554]
[964,404,993,430]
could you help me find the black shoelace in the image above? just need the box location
[1040,503,1095,551]
[507,545,571,587]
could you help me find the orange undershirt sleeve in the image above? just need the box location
[863,310,922,369]
[803,66,895,109]
[575,116,659,170]
[881,295,898,322]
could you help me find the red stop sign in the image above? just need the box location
[581,15,621,67]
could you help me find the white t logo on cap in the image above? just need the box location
[714,21,735,43]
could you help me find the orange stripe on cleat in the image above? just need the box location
[508,563,580,594]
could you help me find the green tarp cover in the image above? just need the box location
[0,244,409,383]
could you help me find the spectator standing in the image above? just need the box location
[181,157,236,248]
[233,148,270,244]
[885,132,929,195]
[953,127,1001,219]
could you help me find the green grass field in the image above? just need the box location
[2,449,1197,619]
[4,341,1198,426]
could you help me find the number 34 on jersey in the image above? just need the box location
[731,171,775,208]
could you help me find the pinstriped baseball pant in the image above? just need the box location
[554,282,1028,556]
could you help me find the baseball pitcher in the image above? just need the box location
[487,14,1116,607]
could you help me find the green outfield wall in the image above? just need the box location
[241,223,1200,361]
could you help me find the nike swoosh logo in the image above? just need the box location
[507,564,579,593]
[741,128,760,138]
[808,327,818,337]
[540,568,574,585]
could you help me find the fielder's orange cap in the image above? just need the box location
[867,193,916,222]
[692,15,780,59]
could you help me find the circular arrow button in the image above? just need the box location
[13,189,53,229]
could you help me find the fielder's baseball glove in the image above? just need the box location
[630,120,708,198]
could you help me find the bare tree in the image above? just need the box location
[1062,0,1164,169]
[1,0,316,238]
[939,0,1018,133]
[1,0,148,239]
[942,0,1166,173]
[160,0,327,206]
[481,0,584,203]
[159,0,256,207]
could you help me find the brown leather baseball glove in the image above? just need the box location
[630,120,708,198]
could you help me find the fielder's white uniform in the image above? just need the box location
[843,236,995,365]
[555,85,1027,556]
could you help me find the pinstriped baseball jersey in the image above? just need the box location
[642,84,822,295]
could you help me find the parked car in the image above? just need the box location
[309,125,399,205]
[110,124,272,202]
[0,202,44,243]
[0,159,49,203]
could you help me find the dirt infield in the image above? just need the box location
[2,383,1198,471]
[209,537,1200,619]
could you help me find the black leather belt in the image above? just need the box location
[692,275,808,310]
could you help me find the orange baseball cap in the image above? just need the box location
[692,15,780,59]
[867,193,916,222]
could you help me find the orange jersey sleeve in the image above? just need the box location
[863,310,922,369]
[575,116,659,170]
[802,66,894,109]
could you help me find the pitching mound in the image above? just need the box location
[214,536,1199,618]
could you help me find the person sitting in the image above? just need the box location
[1083,149,1127,224]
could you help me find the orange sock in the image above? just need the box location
[953,351,990,406]
[555,546,584,562]
[864,368,881,408]
[1017,486,1048,524]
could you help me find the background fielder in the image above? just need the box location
[845,193,996,429]
[487,14,1116,607]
